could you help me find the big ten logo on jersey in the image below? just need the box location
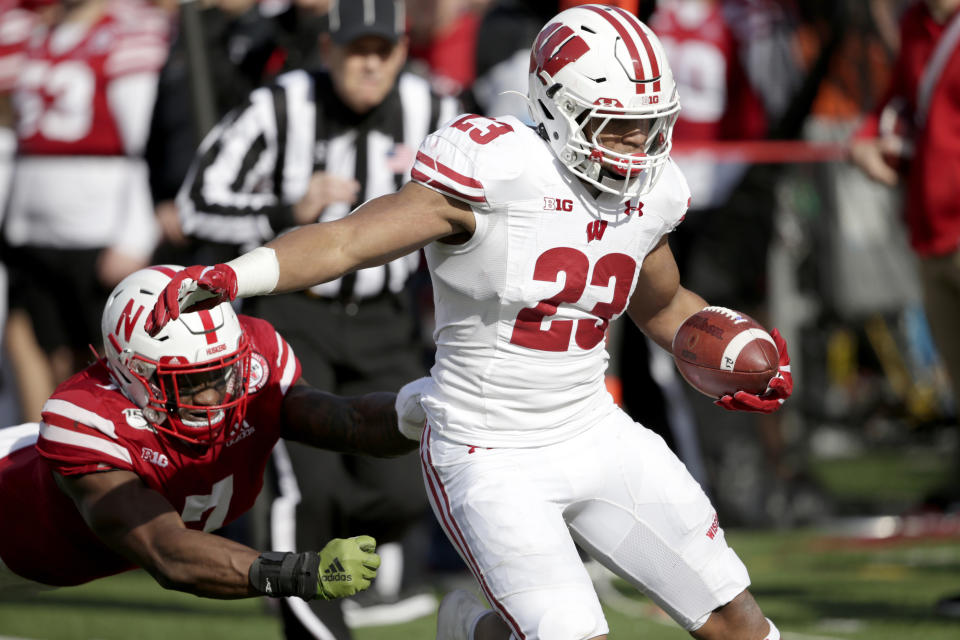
[544,197,573,212]
[141,447,169,468]
[449,114,514,145]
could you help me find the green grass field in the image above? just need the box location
[2,528,959,640]
[2,439,956,639]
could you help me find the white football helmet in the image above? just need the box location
[101,266,251,447]
[528,4,680,199]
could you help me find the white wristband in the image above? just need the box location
[226,246,280,297]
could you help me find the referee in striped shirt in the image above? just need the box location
[175,1,459,637]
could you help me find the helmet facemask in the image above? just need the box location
[127,338,251,447]
[562,90,679,198]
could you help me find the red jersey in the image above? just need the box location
[0,0,35,93]
[649,0,767,142]
[14,0,168,156]
[0,315,301,587]
[855,2,960,257]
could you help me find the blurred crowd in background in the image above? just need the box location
[0,0,957,621]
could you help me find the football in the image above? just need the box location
[671,306,779,398]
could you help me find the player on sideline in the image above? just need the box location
[145,5,791,639]
[0,265,417,601]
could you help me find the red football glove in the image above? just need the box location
[715,328,792,414]
[144,264,238,336]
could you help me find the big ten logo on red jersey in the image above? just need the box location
[141,447,169,468]
[510,249,636,353]
[450,114,514,145]
[544,197,573,212]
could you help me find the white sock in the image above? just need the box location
[764,618,780,640]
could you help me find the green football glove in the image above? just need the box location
[315,535,380,600]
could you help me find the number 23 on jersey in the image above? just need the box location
[511,249,636,353]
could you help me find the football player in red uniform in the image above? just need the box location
[0,265,416,600]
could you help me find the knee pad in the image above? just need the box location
[536,605,604,640]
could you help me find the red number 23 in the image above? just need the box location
[510,248,636,352]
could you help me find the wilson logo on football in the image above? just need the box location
[544,197,573,212]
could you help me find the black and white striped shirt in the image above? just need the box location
[177,68,460,299]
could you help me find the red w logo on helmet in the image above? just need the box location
[530,22,590,78]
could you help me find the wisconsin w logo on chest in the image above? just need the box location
[586,220,608,242]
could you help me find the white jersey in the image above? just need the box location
[411,114,690,447]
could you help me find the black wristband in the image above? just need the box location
[249,551,320,600]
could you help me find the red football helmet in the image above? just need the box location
[101,266,251,447]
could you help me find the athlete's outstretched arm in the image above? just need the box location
[56,469,380,600]
[145,182,474,334]
[280,380,417,457]
[266,181,474,293]
[56,470,261,598]
[626,236,708,352]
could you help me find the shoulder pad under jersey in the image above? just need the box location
[38,367,141,474]
[412,114,541,210]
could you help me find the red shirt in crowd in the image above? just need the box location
[856,1,960,257]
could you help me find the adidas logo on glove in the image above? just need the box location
[321,557,353,582]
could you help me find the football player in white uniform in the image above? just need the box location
[144,5,792,640]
